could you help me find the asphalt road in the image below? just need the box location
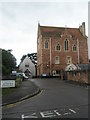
[2,78,89,119]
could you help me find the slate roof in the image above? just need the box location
[77,64,90,71]
[65,63,90,71]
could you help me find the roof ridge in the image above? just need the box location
[40,25,79,29]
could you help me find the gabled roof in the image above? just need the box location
[20,53,37,66]
[65,64,77,71]
[39,25,86,39]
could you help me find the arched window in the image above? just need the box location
[45,41,48,49]
[65,39,69,51]
[73,45,77,51]
[56,44,60,51]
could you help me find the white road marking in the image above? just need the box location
[21,115,24,120]
[54,110,61,116]
[69,108,76,113]
[24,116,38,118]
[40,111,56,118]
[64,112,71,115]
[22,108,77,118]
[21,113,38,119]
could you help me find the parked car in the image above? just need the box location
[22,73,28,79]
[16,72,28,80]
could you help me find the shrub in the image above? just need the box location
[15,77,22,88]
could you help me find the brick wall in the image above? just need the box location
[66,70,90,84]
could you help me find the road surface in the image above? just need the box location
[2,78,89,119]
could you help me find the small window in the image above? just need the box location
[55,56,59,64]
[56,44,60,51]
[25,64,29,67]
[73,45,77,51]
[45,41,48,49]
[67,56,71,64]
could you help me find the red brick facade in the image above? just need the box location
[37,23,88,77]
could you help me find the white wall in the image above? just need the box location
[19,56,35,76]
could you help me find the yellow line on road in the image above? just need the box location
[3,89,44,109]
[30,89,44,99]
[6,104,16,108]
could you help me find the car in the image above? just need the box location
[22,73,28,79]
[16,72,28,80]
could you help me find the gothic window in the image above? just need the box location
[56,44,61,51]
[55,56,59,64]
[45,41,48,49]
[73,45,77,51]
[65,39,69,51]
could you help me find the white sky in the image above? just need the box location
[0,0,89,65]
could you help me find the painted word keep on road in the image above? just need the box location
[21,108,78,119]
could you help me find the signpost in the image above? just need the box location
[1,80,15,88]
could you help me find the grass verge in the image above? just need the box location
[2,87,19,95]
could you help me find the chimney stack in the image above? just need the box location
[79,22,86,36]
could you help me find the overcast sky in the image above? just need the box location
[0,0,89,65]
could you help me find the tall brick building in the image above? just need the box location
[37,22,88,77]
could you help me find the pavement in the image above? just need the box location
[2,79,40,106]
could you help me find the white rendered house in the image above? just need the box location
[19,56,36,77]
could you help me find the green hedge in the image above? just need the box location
[15,77,22,88]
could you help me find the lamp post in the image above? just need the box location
[50,37,52,76]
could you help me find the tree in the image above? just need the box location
[20,55,26,63]
[1,49,17,75]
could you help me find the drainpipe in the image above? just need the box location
[50,37,52,75]
[77,39,80,64]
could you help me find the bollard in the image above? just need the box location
[61,73,63,80]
